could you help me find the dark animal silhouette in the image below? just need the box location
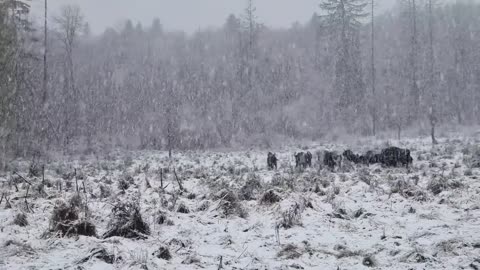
[379,147,413,168]
[358,151,380,165]
[333,147,412,168]
[343,150,360,163]
[324,151,342,170]
[305,152,312,167]
[295,152,312,168]
[374,154,383,164]
[267,152,278,170]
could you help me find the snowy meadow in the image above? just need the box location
[1,130,480,269]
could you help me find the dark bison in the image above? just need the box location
[324,151,342,170]
[295,152,312,168]
[379,147,413,168]
[343,150,360,163]
[333,147,412,168]
[358,151,382,165]
[267,152,278,170]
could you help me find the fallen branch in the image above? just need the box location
[74,169,79,193]
[24,185,33,212]
[160,169,164,189]
[275,223,281,245]
[145,176,151,189]
[24,185,30,203]
[218,256,223,270]
[42,165,45,185]
[237,246,248,260]
[13,171,32,186]
[5,196,11,208]
[173,168,184,191]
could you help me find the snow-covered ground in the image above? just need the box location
[1,136,479,270]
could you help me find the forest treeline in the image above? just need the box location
[1,0,479,162]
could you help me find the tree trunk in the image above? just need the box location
[430,121,438,145]
[371,0,376,136]
[427,0,437,146]
[42,0,48,106]
[410,0,419,118]
[1,137,6,171]
[456,108,462,125]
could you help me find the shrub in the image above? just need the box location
[102,201,150,239]
[99,184,112,198]
[50,200,79,235]
[49,200,96,237]
[177,202,190,214]
[77,248,116,264]
[239,176,262,201]
[277,244,302,259]
[390,178,427,201]
[197,200,210,212]
[153,246,171,260]
[359,169,371,186]
[362,256,376,267]
[73,221,97,237]
[463,146,480,168]
[427,176,463,195]
[28,162,42,178]
[123,155,134,168]
[118,174,134,191]
[260,190,281,205]
[217,189,248,218]
[69,194,83,208]
[156,211,167,225]
[182,254,200,265]
[279,203,303,229]
[13,213,28,227]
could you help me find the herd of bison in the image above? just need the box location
[268,147,413,170]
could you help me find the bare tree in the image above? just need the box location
[426,0,438,144]
[42,0,48,106]
[320,0,368,128]
[3,0,480,155]
[408,0,420,120]
[242,0,258,93]
[235,0,261,134]
[0,0,32,167]
[163,78,181,159]
[54,5,84,150]
[370,0,377,136]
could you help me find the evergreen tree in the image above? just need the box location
[319,0,368,127]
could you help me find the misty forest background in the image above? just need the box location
[1,0,480,165]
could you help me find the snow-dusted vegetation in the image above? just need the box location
[1,132,479,269]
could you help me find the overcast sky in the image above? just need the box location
[29,0,463,35]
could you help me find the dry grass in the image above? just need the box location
[49,200,96,237]
[277,244,303,259]
[260,190,281,205]
[214,189,248,218]
[102,201,150,239]
[279,203,303,229]
[153,246,172,260]
[13,213,28,227]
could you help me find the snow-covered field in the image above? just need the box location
[1,136,480,270]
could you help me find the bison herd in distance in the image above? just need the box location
[269,146,413,171]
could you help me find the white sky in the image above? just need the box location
[29,0,464,35]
